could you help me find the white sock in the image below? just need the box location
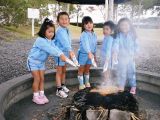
[39,91,44,96]
[84,74,90,84]
[78,75,84,86]
[33,92,39,97]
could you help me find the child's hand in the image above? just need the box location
[72,55,80,67]
[88,52,94,59]
[69,51,75,59]
[60,54,67,62]
[94,56,97,64]
[112,52,118,64]
[103,58,109,73]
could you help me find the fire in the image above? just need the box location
[90,86,122,96]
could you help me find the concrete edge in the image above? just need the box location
[0,68,160,120]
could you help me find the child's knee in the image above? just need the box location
[84,67,90,74]
[62,66,66,73]
[78,66,85,75]
[56,67,63,74]
[40,77,44,82]
[56,70,63,75]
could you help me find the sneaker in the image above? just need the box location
[56,90,68,98]
[85,83,91,88]
[32,96,45,105]
[118,87,124,92]
[79,84,86,90]
[130,87,136,95]
[39,95,49,104]
[62,86,70,93]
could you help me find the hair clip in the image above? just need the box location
[46,19,53,23]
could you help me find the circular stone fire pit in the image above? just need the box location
[0,68,160,120]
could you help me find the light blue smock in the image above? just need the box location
[101,35,114,68]
[113,32,139,87]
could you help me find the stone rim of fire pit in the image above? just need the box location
[0,67,160,120]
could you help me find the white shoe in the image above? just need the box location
[85,83,91,88]
[79,84,86,90]
[62,86,70,93]
[32,96,45,105]
[56,90,68,98]
[39,95,49,104]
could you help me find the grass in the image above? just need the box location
[68,25,103,40]
[0,24,160,42]
[0,25,40,41]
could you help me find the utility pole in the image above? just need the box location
[108,0,114,21]
[105,0,109,21]
[138,0,143,28]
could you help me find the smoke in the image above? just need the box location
[98,51,134,91]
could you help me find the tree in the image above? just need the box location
[0,0,57,26]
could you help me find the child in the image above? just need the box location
[54,12,76,98]
[101,21,115,81]
[77,16,97,90]
[113,18,139,94]
[27,18,68,104]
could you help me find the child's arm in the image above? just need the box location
[112,37,119,61]
[81,33,91,53]
[81,33,93,59]
[112,37,119,54]
[93,34,97,63]
[57,30,76,58]
[35,38,63,57]
[56,30,72,51]
[105,37,113,60]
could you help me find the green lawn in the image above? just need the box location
[68,25,103,40]
[1,25,160,42]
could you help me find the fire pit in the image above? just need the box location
[1,68,160,120]
[68,87,139,120]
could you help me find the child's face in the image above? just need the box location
[103,26,112,36]
[119,21,130,34]
[58,15,70,27]
[84,22,93,32]
[45,27,54,40]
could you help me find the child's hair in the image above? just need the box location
[103,21,115,32]
[38,18,55,39]
[57,12,70,22]
[114,18,137,39]
[82,16,94,32]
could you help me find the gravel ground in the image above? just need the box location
[0,34,160,84]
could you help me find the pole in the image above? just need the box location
[105,0,108,21]
[108,0,114,21]
[67,4,70,13]
[32,18,34,37]
[138,0,143,28]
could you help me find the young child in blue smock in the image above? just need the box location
[27,18,68,105]
[101,21,115,81]
[113,18,139,94]
[77,16,97,90]
[54,12,78,98]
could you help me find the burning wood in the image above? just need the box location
[73,88,139,116]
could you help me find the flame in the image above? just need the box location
[90,86,123,96]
